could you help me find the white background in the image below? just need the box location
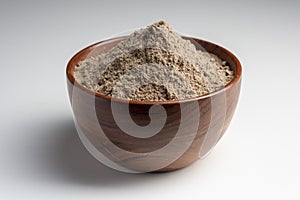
[1,0,299,199]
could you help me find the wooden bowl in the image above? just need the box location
[66,36,242,173]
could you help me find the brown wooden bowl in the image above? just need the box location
[66,36,242,173]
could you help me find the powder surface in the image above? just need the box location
[74,21,234,101]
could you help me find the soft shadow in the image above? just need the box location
[35,116,171,186]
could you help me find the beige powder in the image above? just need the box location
[74,21,234,101]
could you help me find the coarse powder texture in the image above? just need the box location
[74,21,234,101]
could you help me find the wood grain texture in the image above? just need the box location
[66,37,242,172]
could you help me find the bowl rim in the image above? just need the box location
[66,36,242,105]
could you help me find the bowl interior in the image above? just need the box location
[66,36,242,104]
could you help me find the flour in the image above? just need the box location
[74,21,234,101]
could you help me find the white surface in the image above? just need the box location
[1,0,299,199]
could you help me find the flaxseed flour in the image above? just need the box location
[74,21,234,101]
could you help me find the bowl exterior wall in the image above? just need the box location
[66,37,241,172]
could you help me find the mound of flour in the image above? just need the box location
[74,21,234,101]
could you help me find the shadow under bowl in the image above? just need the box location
[66,36,242,173]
